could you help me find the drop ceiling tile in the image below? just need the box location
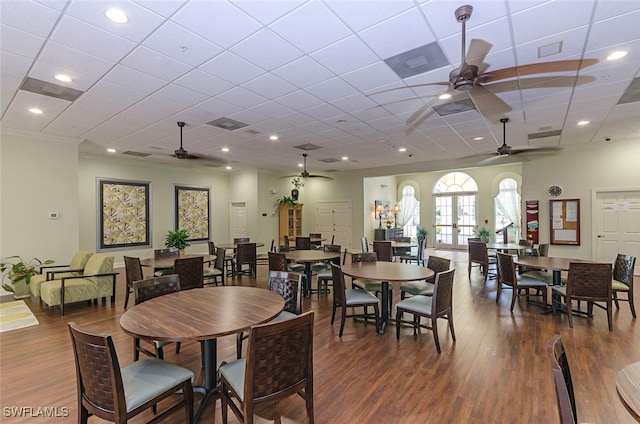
[172,0,262,49]
[586,10,640,52]
[0,0,60,37]
[199,51,266,85]
[0,24,45,58]
[231,28,303,71]
[515,27,589,65]
[330,93,379,113]
[174,69,235,97]
[133,0,187,17]
[1,71,24,113]
[2,90,71,132]
[511,1,594,46]
[420,1,508,40]
[304,77,358,102]
[103,64,167,94]
[248,101,295,120]
[153,84,209,106]
[143,21,224,67]
[1,50,33,75]
[301,103,344,120]
[121,46,191,81]
[28,61,97,91]
[269,1,352,54]
[272,56,334,88]
[217,86,268,109]
[342,61,402,92]
[88,80,147,104]
[230,0,306,26]
[38,41,116,78]
[242,73,298,99]
[325,0,414,33]
[197,97,243,117]
[311,36,379,76]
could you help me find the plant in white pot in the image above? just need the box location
[165,229,190,254]
[1,256,54,299]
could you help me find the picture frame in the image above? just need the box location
[175,185,210,242]
[98,178,151,250]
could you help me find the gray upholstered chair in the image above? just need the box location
[316,246,346,294]
[612,254,636,318]
[395,269,456,354]
[399,238,426,266]
[350,252,392,311]
[68,322,193,424]
[551,262,613,331]
[495,252,548,311]
[400,256,451,300]
[220,312,314,424]
[236,270,304,359]
[153,248,179,277]
[330,263,380,337]
[203,248,225,286]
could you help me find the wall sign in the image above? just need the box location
[549,198,580,245]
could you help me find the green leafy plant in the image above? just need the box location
[416,225,429,240]
[1,256,54,292]
[291,177,305,189]
[275,196,299,208]
[477,227,491,243]
[165,229,191,250]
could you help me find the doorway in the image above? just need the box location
[316,201,352,251]
[230,202,247,240]
[434,194,477,249]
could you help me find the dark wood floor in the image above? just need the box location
[1,249,639,423]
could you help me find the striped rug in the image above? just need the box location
[0,300,39,333]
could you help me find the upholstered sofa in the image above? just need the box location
[39,253,116,315]
[30,250,94,297]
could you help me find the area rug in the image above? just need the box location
[0,300,39,333]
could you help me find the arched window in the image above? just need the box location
[398,185,420,239]
[494,178,521,241]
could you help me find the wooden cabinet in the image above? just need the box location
[279,204,303,245]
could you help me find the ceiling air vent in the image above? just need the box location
[293,143,322,151]
[207,117,248,131]
[318,158,340,163]
[617,77,640,105]
[528,129,562,140]
[20,77,84,102]
[433,99,476,116]
[384,42,449,79]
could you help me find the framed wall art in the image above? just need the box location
[98,178,151,250]
[175,185,210,242]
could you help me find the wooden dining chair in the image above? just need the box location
[315,245,344,294]
[235,243,257,277]
[174,256,204,290]
[153,248,179,277]
[468,240,496,281]
[400,255,451,300]
[612,254,636,318]
[495,252,548,312]
[68,322,194,424]
[330,263,380,337]
[373,241,393,262]
[123,256,143,309]
[546,335,577,424]
[220,312,314,424]
[203,248,225,286]
[296,236,311,250]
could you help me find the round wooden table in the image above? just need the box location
[512,256,597,285]
[487,242,524,252]
[283,250,341,297]
[216,242,265,250]
[341,262,434,334]
[120,286,284,422]
[617,362,640,420]
[140,253,216,271]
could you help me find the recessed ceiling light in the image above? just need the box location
[269,135,278,141]
[221,147,230,152]
[28,108,43,114]
[298,163,303,168]
[107,148,116,153]
[439,93,452,100]
[607,51,627,61]
[104,8,128,24]
[55,74,72,83]
[398,147,407,152]
[225,166,232,170]
[473,136,484,141]
[577,120,590,126]
[342,156,349,160]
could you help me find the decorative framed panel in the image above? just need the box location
[175,185,210,242]
[98,178,151,250]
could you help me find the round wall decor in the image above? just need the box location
[548,185,562,197]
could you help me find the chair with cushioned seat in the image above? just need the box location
[123,256,143,309]
[360,237,369,253]
[392,236,412,260]
[400,238,426,266]
[220,311,314,424]
[203,248,225,286]
[235,243,257,277]
[400,256,451,300]
[68,322,193,424]
[316,246,346,294]
[495,252,548,311]
[395,269,456,354]
[30,250,94,298]
[612,254,636,318]
[236,270,304,359]
[256,240,275,265]
[309,233,322,249]
[373,240,393,262]
[174,257,204,290]
[331,263,380,337]
[546,335,577,424]
[40,253,117,315]
[153,248,179,277]
[468,240,496,282]
[295,237,311,251]
[132,275,182,361]
[351,252,392,312]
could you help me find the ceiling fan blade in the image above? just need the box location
[406,97,441,125]
[488,75,596,94]
[307,174,333,180]
[371,81,449,96]
[508,146,562,154]
[467,85,512,123]
[406,108,436,135]
[465,38,493,72]
[480,59,599,83]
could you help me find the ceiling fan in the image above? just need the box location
[171,122,226,166]
[375,5,598,130]
[288,154,333,180]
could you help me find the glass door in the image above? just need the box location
[434,194,477,249]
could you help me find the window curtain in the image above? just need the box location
[397,196,419,230]
[495,179,521,237]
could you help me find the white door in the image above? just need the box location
[230,202,247,240]
[434,194,477,249]
[316,201,352,251]
[593,189,640,274]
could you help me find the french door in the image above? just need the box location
[434,194,477,249]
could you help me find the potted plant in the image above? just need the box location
[165,229,190,254]
[275,196,299,208]
[1,256,54,299]
[416,225,428,242]
[477,227,491,243]
[291,177,304,201]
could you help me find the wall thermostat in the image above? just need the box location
[48,212,59,219]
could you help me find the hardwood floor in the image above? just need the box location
[1,249,638,423]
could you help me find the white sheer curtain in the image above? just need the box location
[397,186,419,238]
[494,178,521,238]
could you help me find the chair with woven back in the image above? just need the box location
[132,275,182,360]
[256,239,275,265]
[310,233,322,249]
[236,270,304,359]
[495,252,548,312]
[373,240,393,262]
[468,240,496,282]
[314,244,343,294]
[153,248,180,276]
[330,263,380,337]
[235,243,257,277]
[174,256,204,290]
[203,248,225,286]
[551,262,613,331]
[393,236,412,259]
[220,311,314,424]
[123,256,143,309]
[296,236,312,251]
[400,255,451,300]
[68,322,194,424]
[612,253,636,318]
[268,251,289,272]
[211,241,235,277]
[399,238,426,266]
[395,268,456,354]
[546,335,577,424]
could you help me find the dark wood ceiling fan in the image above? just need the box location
[374,5,598,132]
[171,121,226,166]
[286,154,333,180]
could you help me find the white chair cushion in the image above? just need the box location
[400,281,433,296]
[219,359,246,401]
[345,289,380,306]
[396,295,433,315]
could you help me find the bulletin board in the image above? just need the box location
[549,199,580,245]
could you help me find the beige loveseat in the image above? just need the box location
[40,253,116,315]
[30,250,94,297]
